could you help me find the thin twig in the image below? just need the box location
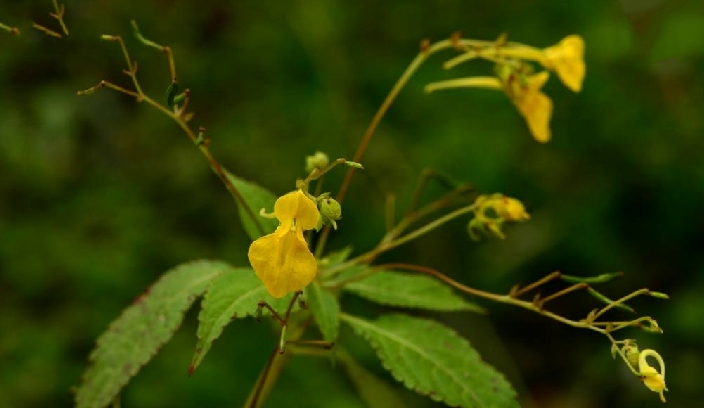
[0,22,20,35]
[512,271,561,298]
[537,283,588,307]
[79,37,266,235]
[32,22,62,38]
[50,0,69,36]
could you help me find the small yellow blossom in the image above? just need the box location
[639,349,668,403]
[468,194,530,240]
[248,190,320,298]
[496,197,530,221]
[541,35,585,92]
[503,70,553,143]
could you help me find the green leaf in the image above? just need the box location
[344,270,485,313]
[337,346,407,408]
[342,314,518,408]
[322,246,353,266]
[323,265,370,287]
[75,260,229,408]
[189,268,295,373]
[224,170,279,240]
[305,282,340,342]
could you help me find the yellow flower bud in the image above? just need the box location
[468,194,530,240]
[496,197,530,221]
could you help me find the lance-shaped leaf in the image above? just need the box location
[224,170,279,240]
[75,260,230,408]
[342,313,519,408]
[190,268,296,373]
[305,282,340,342]
[344,270,484,313]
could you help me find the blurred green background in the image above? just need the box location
[1,0,703,407]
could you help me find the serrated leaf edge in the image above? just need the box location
[342,313,510,408]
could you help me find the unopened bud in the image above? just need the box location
[623,342,640,370]
[305,151,329,173]
[496,197,530,221]
[319,197,342,230]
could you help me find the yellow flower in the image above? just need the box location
[497,197,530,221]
[247,190,320,298]
[541,35,585,92]
[504,71,553,143]
[468,194,530,240]
[639,349,668,403]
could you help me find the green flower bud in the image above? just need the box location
[319,197,342,230]
[305,151,330,173]
[623,342,640,370]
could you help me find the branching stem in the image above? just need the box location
[78,36,265,236]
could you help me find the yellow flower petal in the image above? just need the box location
[248,225,317,298]
[543,35,585,92]
[516,89,552,143]
[274,190,320,230]
[511,72,553,143]
[498,197,530,221]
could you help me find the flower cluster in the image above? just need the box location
[426,34,585,143]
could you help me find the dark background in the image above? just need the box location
[1,0,703,407]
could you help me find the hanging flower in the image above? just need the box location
[248,190,320,298]
[638,349,668,403]
[541,35,585,92]
[481,34,585,92]
[468,193,530,240]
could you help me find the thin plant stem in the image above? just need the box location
[257,301,286,326]
[1,22,20,35]
[315,37,461,257]
[247,346,281,408]
[512,271,561,297]
[321,186,471,279]
[380,263,605,334]
[537,283,588,306]
[406,168,464,215]
[408,168,436,214]
[591,289,650,322]
[378,203,477,254]
[245,304,308,408]
[130,20,177,81]
[32,22,62,38]
[385,193,396,233]
[50,0,69,36]
[78,38,266,235]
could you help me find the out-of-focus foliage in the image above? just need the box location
[1,0,703,407]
